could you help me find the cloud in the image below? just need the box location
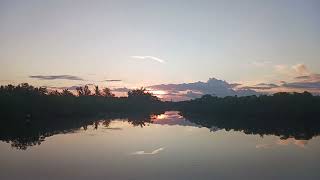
[292,64,310,75]
[282,81,320,89]
[241,83,279,90]
[151,111,200,127]
[131,56,165,63]
[279,67,320,90]
[149,78,259,101]
[274,63,311,76]
[112,87,132,92]
[241,64,320,93]
[131,147,165,155]
[46,83,97,91]
[251,61,272,67]
[241,79,320,93]
[46,85,80,91]
[150,78,235,95]
[295,74,320,82]
[29,75,84,81]
[295,75,311,80]
[104,79,122,82]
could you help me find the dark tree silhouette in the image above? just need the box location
[128,87,159,101]
[102,87,114,97]
[76,86,84,96]
[49,90,62,96]
[61,89,74,97]
[1,83,320,150]
[94,86,101,96]
[83,85,91,96]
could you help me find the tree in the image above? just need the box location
[83,85,91,96]
[49,90,62,96]
[37,87,48,95]
[76,87,84,96]
[76,85,91,96]
[61,89,74,96]
[102,87,114,97]
[128,87,159,101]
[94,86,101,96]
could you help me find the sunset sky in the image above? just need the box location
[1,0,320,99]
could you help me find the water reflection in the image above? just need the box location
[131,147,165,155]
[0,111,319,150]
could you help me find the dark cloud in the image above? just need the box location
[149,78,235,96]
[241,83,279,90]
[232,77,320,93]
[282,82,320,89]
[104,79,122,82]
[294,74,320,82]
[47,86,80,91]
[241,86,274,90]
[280,73,320,90]
[29,75,84,81]
[112,87,131,92]
[149,78,259,100]
[256,83,279,87]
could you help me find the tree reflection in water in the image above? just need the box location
[1,111,320,150]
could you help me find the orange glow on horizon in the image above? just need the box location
[152,114,169,120]
[148,90,167,95]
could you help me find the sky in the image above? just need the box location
[1,0,320,99]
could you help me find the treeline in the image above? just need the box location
[1,83,320,121]
[0,112,164,150]
[1,83,320,149]
[177,92,320,120]
[0,83,169,120]
[177,92,320,140]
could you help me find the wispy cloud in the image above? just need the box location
[295,74,320,82]
[112,87,132,92]
[251,61,272,67]
[241,83,279,90]
[47,85,80,91]
[131,147,165,155]
[241,63,320,93]
[29,75,84,81]
[282,81,320,89]
[131,56,165,63]
[104,79,122,82]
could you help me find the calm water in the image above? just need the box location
[0,111,319,180]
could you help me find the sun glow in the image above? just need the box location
[151,111,184,122]
[152,114,169,120]
[148,90,167,95]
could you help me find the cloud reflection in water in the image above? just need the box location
[131,147,165,155]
